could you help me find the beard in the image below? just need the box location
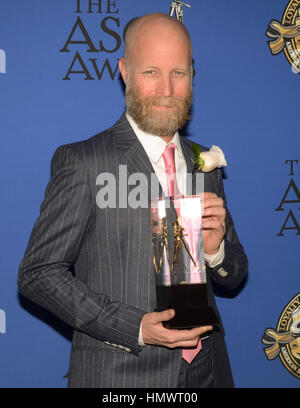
[125,82,193,137]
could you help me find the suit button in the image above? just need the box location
[217,267,228,277]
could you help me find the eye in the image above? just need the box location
[143,70,156,76]
[173,71,186,77]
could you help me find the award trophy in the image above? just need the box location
[151,195,219,329]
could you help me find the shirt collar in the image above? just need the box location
[126,113,183,164]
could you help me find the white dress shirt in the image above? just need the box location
[126,113,224,345]
[126,114,187,195]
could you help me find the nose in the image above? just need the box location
[156,73,173,97]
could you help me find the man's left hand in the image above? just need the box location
[202,192,226,255]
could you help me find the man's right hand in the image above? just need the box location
[141,309,213,349]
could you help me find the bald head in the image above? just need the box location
[124,13,193,66]
[118,12,193,139]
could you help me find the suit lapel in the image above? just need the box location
[180,137,195,175]
[180,137,200,196]
[115,115,154,175]
[180,137,215,194]
[114,114,163,204]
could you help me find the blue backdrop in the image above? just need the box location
[0,0,299,388]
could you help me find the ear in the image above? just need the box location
[118,57,127,84]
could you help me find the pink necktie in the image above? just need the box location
[162,144,202,364]
[162,144,180,198]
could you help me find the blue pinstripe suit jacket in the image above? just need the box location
[18,114,248,388]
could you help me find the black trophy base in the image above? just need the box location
[162,306,219,329]
[156,283,220,329]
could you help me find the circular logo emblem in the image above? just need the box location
[266,1,300,74]
[262,293,300,380]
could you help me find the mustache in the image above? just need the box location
[149,98,175,107]
[139,96,192,114]
[144,96,184,108]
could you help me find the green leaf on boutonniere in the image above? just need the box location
[192,143,205,173]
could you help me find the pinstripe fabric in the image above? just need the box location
[177,338,214,388]
[18,114,247,388]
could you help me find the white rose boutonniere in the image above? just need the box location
[192,144,227,173]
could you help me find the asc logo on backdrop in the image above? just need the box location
[59,0,131,81]
[276,160,300,236]
[262,293,300,380]
[266,0,300,73]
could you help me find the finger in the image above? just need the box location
[151,309,175,324]
[164,325,213,348]
[202,206,226,218]
[202,217,225,231]
[168,338,200,349]
[197,192,216,204]
[190,325,214,336]
[164,325,213,343]
[203,197,224,209]
[202,192,217,199]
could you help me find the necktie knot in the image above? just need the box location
[162,143,176,167]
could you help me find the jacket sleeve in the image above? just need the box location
[206,168,248,289]
[18,145,145,356]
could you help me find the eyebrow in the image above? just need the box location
[141,65,189,71]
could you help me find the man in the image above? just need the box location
[18,13,247,388]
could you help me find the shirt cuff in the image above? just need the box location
[205,240,225,268]
[138,323,145,347]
